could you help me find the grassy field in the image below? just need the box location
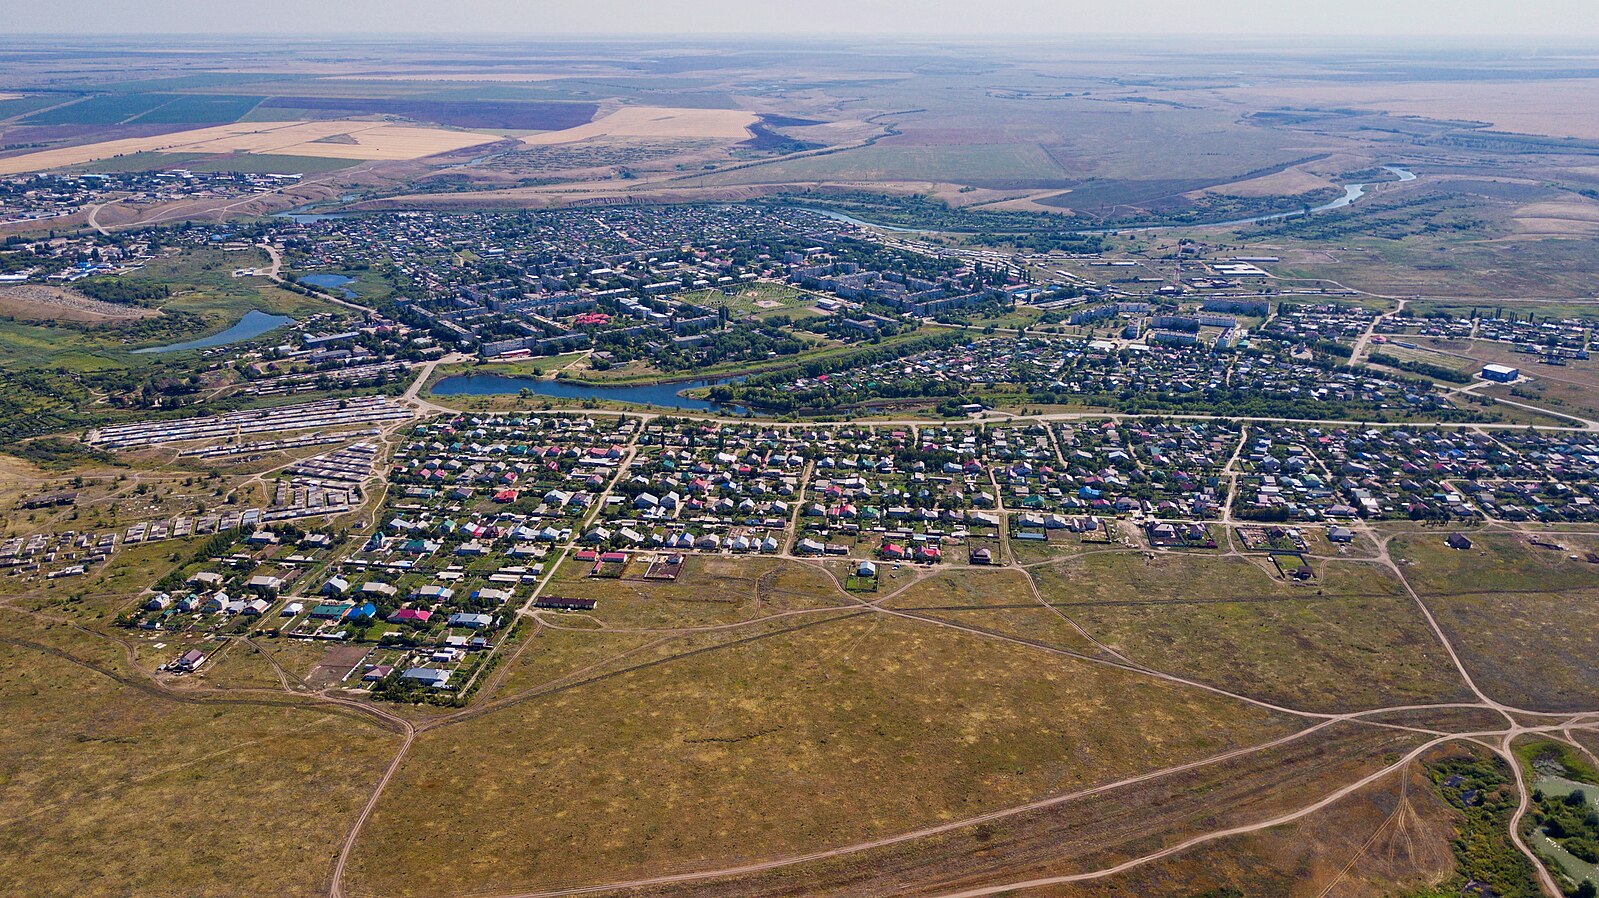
[345,611,1296,897]
[589,719,1435,898]
[681,281,826,319]
[1393,531,1599,711]
[1069,585,1472,712]
[879,567,1041,610]
[1390,531,1599,597]
[542,554,850,629]
[0,623,401,898]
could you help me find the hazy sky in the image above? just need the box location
[11,0,1599,37]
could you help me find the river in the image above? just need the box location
[803,166,1417,236]
[431,373,749,413]
[133,309,294,354]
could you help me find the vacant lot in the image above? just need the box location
[1390,531,1599,596]
[1393,531,1599,710]
[0,632,400,898]
[1070,589,1471,712]
[1033,551,1304,608]
[881,567,1041,610]
[543,554,849,629]
[346,613,1294,897]
[1424,587,1599,712]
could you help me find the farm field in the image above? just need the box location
[0,119,500,174]
[519,105,757,145]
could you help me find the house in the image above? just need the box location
[410,584,454,602]
[388,608,433,625]
[361,581,398,598]
[170,649,207,673]
[1446,532,1474,551]
[189,571,224,588]
[1326,526,1354,544]
[280,601,304,617]
[400,667,452,689]
[322,576,350,596]
[857,560,877,578]
[970,547,993,565]
[241,598,271,616]
[343,602,378,621]
[448,612,493,629]
[362,664,395,682]
[245,574,283,594]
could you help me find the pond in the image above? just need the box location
[297,273,358,299]
[432,373,748,414]
[133,309,294,354]
[1531,774,1599,888]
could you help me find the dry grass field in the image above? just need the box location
[1392,531,1599,711]
[0,120,499,174]
[0,626,401,898]
[344,612,1296,897]
[570,721,1436,898]
[1216,78,1599,140]
[0,285,158,323]
[541,554,850,629]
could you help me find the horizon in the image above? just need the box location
[7,0,1599,39]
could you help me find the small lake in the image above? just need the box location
[134,310,294,354]
[298,273,358,299]
[432,373,748,413]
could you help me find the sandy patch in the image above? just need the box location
[521,106,757,146]
[1202,167,1336,198]
[1218,79,1599,141]
[0,284,160,323]
[0,120,500,174]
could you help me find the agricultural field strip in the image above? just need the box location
[0,120,500,175]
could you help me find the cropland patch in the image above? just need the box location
[0,119,500,174]
[520,105,757,145]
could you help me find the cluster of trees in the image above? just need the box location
[1425,754,1543,898]
[1369,351,1473,384]
[73,278,170,307]
[706,330,968,410]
